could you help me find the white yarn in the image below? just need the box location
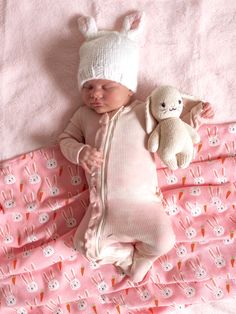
[77,13,145,92]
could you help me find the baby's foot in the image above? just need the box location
[115,255,133,275]
[129,256,153,283]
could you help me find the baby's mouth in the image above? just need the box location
[91,102,103,107]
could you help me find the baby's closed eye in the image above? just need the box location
[103,83,119,90]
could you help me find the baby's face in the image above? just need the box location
[81,79,133,114]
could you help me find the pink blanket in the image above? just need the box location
[1,122,236,313]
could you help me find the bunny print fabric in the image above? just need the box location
[0,122,236,313]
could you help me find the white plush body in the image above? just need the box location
[146,86,200,170]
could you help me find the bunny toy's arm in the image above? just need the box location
[148,125,160,152]
[183,122,201,144]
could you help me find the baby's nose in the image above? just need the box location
[90,88,103,99]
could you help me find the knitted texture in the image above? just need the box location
[78,32,139,91]
[146,86,201,170]
[60,101,175,282]
[77,13,145,91]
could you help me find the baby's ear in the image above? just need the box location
[78,16,98,39]
[121,11,145,41]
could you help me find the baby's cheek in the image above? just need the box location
[81,91,89,105]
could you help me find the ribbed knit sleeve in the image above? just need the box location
[58,108,88,164]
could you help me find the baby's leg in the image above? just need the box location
[98,242,134,273]
[129,217,175,283]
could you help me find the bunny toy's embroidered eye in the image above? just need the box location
[178,100,182,104]
[161,102,166,108]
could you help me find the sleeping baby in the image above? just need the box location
[59,12,214,282]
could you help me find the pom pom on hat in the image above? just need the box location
[77,12,145,92]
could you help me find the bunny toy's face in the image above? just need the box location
[150,86,183,121]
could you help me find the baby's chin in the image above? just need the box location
[90,105,122,114]
[91,106,108,114]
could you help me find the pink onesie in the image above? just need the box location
[59,100,175,282]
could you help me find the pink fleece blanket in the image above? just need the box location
[0,121,236,314]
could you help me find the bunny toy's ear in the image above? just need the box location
[181,92,200,102]
[181,92,203,128]
[145,96,156,134]
[78,16,98,39]
[121,11,145,41]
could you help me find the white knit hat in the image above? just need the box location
[77,12,145,92]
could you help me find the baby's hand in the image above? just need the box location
[79,146,103,174]
[200,102,214,119]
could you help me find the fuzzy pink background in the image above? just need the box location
[0,1,236,313]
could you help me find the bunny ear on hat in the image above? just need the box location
[121,11,145,41]
[78,12,144,91]
[78,16,98,39]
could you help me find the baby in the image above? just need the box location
[59,13,214,282]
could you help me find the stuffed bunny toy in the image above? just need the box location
[145,85,201,170]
